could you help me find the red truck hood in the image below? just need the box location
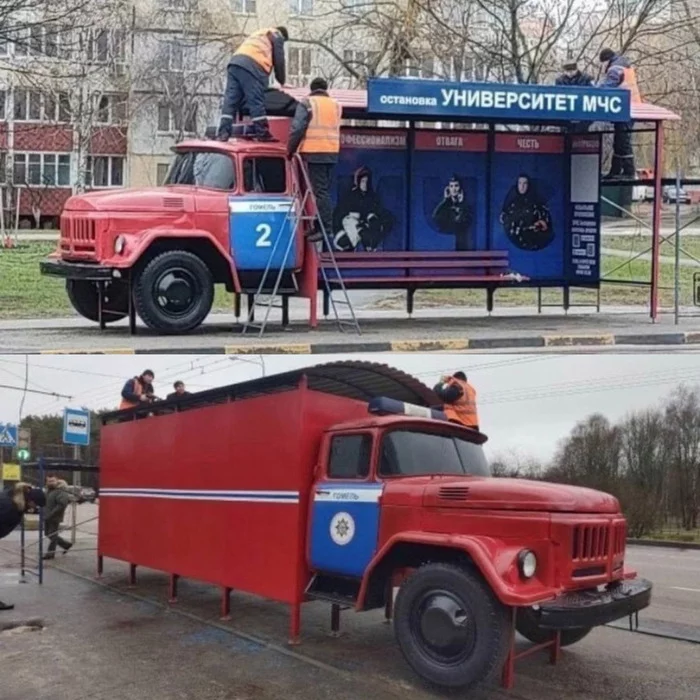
[412,476,620,513]
[64,186,196,213]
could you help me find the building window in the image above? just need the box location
[157,103,197,134]
[405,55,435,79]
[288,47,312,87]
[156,163,170,185]
[86,156,125,188]
[232,0,256,14]
[44,92,72,122]
[0,153,6,183]
[87,29,126,66]
[0,90,6,120]
[96,94,128,124]
[343,50,379,83]
[13,28,29,57]
[0,33,8,56]
[163,39,185,72]
[13,153,71,186]
[289,0,313,15]
[14,90,70,122]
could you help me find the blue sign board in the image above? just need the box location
[229,197,299,271]
[63,408,90,446]
[367,78,632,123]
[0,423,18,447]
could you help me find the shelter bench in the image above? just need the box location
[319,250,529,316]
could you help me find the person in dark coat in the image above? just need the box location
[332,166,394,252]
[499,174,554,251]
[0,483,46,610]
[119,369,156,410]
[555,61,594,87]
[42,475,77,560]
[166,381,191,401]
[432,175,474,251]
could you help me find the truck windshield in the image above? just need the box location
[164,151,235,190]
[380,430,490,478]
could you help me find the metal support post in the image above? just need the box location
[330,603,341,637]
[674,166,681,325]
[650,122,664,321]
[71,445,80,545]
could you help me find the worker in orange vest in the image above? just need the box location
[217,26,288,142]
[599,48,641,179]
[119,370,156,410]
[433,371,479,431]
[287,77,342,243]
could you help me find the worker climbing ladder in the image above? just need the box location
[241,155,361,337]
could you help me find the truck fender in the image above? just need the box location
[357,531,558,609]
[117,229,241,293]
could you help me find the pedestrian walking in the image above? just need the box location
[42,475,77,560]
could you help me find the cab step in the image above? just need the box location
[305,573,360,606]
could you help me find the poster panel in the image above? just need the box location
[410,130,488,253]
[568,135,602,284]
[490,134,566,281]
[332,129,407,255]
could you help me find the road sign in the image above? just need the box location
[0,424,18,447]
[63,408,91,446]
[2,463,21,481]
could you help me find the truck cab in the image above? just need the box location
[307,407,650,690]
[40,120,311,333]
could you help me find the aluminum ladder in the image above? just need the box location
[241,156,361,337]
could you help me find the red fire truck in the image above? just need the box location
[98,362,651,691]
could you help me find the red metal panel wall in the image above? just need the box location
[13,124,73,152]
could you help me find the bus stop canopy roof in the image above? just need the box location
[282,86,680,123]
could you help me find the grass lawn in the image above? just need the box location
[605,234,700,262]
[640,528,700,544]
[0,242,234,320]
[1,238,698,320]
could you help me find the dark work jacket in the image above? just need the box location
[555,71,594,87]
[121,377,154,403]
[600,54,631,89]
[287,89,338,164]
[166,391,191,401]
[0,490,23,540]
[229,31,286,86]
[433,381,464,404]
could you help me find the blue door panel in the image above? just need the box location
[310,482,383,577]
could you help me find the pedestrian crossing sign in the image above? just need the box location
[0,424,18,447]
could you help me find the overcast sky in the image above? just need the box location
[1,353,699,463]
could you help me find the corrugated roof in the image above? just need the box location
[281,87,679,122]
[103,361,440,423]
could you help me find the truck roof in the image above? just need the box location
[103,361,441,424]
[173,138,287,157]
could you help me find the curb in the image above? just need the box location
[627,538,700,551]
[30,330,700,355]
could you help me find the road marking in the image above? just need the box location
[671,586,700,593]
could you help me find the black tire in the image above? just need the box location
[393,562,509,690]
[66,280,128,324]
[516,607,592,647]
[133,250,214,333]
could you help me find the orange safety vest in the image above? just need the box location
[299,95,342,155]
[234,28,275,75]
[443,378,479,430]
[621,66,642,103]
[119,377,142,410]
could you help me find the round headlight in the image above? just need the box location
[518,550,537,579]
[114,235,126,254]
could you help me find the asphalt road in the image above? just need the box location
[2,306,700,353]
[1,510,698,700]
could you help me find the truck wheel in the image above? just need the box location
[393,562,509,690]
[516,608,592,647]
[66,280,128,324]
[133,250,214,333]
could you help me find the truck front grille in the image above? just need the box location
[60,216,97,255]
[572,524,609,561]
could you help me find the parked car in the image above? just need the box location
[663,186,691,204]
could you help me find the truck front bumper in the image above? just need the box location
[40,258,117,281]
[534,578,652,630]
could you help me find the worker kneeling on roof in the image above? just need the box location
[120,369,156,410]
[217,26,288,142]
[287,77,342,244]
[433,371,479,431]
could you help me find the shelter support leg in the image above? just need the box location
[168,574,179,604]
[128,279,137,336]
[282,296,289,327]
[128,563,137,588]
[96,554,103,579]
[234,294,241,320]
[384,580,394,623]
[407,288,416,317]
[550,631,562,665]
[563,286,570,313]
[330,603,341,638]
[220,587,232,620]
[501,608,517,690]
[98,282,106,330]
[487,287,495,314]
[247,294,255,323]
[323,289,329,318]
[288,603,301,646]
